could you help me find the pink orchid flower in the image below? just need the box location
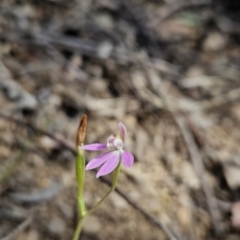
[82,122,134,178]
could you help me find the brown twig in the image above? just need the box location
[173,115,222,235]
[0,216,32,240]
[133,75,222,235]
[9,182,61,204]
[0,113,180,240]
[200,87,240,110]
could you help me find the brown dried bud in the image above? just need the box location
[76,114,88,147]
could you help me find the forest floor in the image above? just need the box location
[1,0,240,240]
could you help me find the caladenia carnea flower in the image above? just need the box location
[73,118,134,240]
[81,122,134,178]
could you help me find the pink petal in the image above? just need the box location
[118,122,127,142]
[86,152,112,170]
[97,151,120,178]
[82,143,107,151]
[122,151,134,168]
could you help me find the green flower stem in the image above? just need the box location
[72,147,86,240]
[76,147,86,216]
[72,217,84,240]
[86,161,121,216]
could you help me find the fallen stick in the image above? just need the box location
[0,216,32,240]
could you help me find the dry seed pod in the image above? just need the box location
[76,115,88,147]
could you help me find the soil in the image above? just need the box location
[1,0,240,240]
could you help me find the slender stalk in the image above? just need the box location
[87,162,121,216]
[72,217,84,240]
[73,147,86,240]
[76,147,86,215]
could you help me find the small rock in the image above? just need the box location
[205,171,218,188]
[94,14,114,30]
[18,94,38,110]
[185,65,205,78]
[180,161,200,190]
[90,78,108,95]
[15,4,36,18]
[48,95,61,108]
[38,136,59,153]
[157,19,198,41]
[180,76,215,89]
[177,207,192,230]
[25,230,39,240]
[47,217,66,236]
[82,216,102,234]
[131,70,147,89]
[223,163,240,190]
[178,191,194,209]
[203,32,227,52]
[97,42,113,59]
[15,230,39,240]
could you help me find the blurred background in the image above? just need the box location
[1,0,240,239]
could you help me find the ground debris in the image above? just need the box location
[0,0,240,239]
